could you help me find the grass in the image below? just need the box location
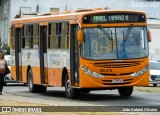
[134,85,160,93]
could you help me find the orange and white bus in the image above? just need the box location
[10,8,151,99]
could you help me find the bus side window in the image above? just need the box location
[33,24,39,48]
[48,22,58,49]
[30,25,33,48]
[22,24,38,49]
[60,22,69,49]
[48,23,51,48]
[22,26,24,48]
[59,23,62,48]
[22,25,30,49]
[48,22,69,49]
[11,26,15,49]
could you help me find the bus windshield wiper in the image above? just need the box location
[124,24,133,42]
[98,25,113,40]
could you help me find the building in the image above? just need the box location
[148,19,160,61]
[0,0,109,46]
[0,0,61,46]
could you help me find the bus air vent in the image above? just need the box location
[74,9,93,13]
[94,61,141,68]
[100,72,134,76]
[93,8,104,11]
[102,78,133,85]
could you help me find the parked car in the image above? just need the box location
[149,61,160,87]
[3,55,13,85]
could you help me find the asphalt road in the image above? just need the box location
[3,83,160,107]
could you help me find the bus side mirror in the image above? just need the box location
[147,30,151,42]
[77,30,84,41]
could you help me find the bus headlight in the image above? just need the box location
[131,65,149,77]
[81,65,104,78]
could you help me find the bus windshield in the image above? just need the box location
[80,27,149,60]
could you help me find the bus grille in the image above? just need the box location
[94,61,141,68]
[101,72,134,76]
[102,78,133,85]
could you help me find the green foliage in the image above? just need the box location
[4,46,10,55]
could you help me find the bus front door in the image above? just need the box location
[70,24,79,86]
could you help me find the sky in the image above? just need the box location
[105,0,160,19]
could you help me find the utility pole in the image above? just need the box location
[0,38,1,51]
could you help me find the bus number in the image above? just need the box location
[27,52,31,59]
[100,69,112,72]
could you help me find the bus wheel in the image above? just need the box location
[82,89,90,93]
[118,86,133,97]
[28,69,37,93]
[3,78,7,86]
[153,84,157,87]
[65,74,79,99]
[39,85,47,93]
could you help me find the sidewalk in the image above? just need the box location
[0,93,125,115]
[0,92,94,106]
[0,92,157,115]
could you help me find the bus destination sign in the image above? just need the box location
[83,13,146,24]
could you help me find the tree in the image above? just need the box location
[3,45,10,55]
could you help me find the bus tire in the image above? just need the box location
[153,84,157,87]
[3,77,7,86]
[39,85,47,93]
[81,89,90,93]
[28,69,37,93]
[64,74,79,99]
[118,86,133,97]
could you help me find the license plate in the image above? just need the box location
[155,78,160,80]
[112,79,123,83]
